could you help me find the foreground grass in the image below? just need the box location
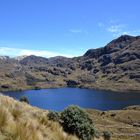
[0,94,80,140]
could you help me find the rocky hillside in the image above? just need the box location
[0,35,140,91]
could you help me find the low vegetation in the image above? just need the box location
[19,96,29,104]
[47,111,60,122]
[48,106,97,140]
[60,106,96,140]
[102,131,111,140]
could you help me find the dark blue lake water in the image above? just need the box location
[2,88,140,111]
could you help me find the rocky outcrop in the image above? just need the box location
[66,80,79,87]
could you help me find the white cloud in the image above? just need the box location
[107,24,126,37]
[128,30,140,35]
[122,31,130,35]
[68,29,82,33]
[98,20,140,37]
[0,47,73,58]
[111,29,140,37]
[107,24,125,33]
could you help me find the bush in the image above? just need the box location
[60,105,96,140]
[19,96,29,104]
[47,111,60,122]
[34,86,41,90]
[103,131,111,140]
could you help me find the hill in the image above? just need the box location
[0,35,140,92]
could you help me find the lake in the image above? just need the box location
[2,88,140,111]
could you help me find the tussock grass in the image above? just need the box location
[0,107,8,131]
[11,108,22,120]
[0,94,80,140]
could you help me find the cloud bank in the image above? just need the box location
[0,47,73,58]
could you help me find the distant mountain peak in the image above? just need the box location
[109,35,136,44]
[84,35,140,58]
[14,55,28,61]
[19,55,48,65]
[0,56,10,60]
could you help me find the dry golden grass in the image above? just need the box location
[0,94,81,140]
[87,108,140,140]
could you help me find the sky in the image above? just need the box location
[0,0,140,58]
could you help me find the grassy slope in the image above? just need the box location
[87,107,140,140]
[0,94,79,140]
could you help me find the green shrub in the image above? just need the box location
[47,111,60,122]
[103,131,111,140]
[19,96,29,104]
[34,86,41,90]
[60,105,96,140]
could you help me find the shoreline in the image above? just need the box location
[1,85,140,93]
[1,92,140,112]
[1,87,140,112]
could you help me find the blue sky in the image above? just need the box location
[0,0,140,57]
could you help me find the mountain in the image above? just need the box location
[80,35,140,90]
[0,35,140,92]
[14,55,28,61]
[48,56,71,66]
[19,55,49,65]
[0,56,10,60]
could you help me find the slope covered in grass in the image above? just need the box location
[0,94,80,140]
[87,106,140,140]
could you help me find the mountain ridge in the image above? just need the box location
[0,35,140,92]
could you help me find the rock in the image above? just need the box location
[66,80,79,87]
[98,54,112,66]
[1,85,10,89]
